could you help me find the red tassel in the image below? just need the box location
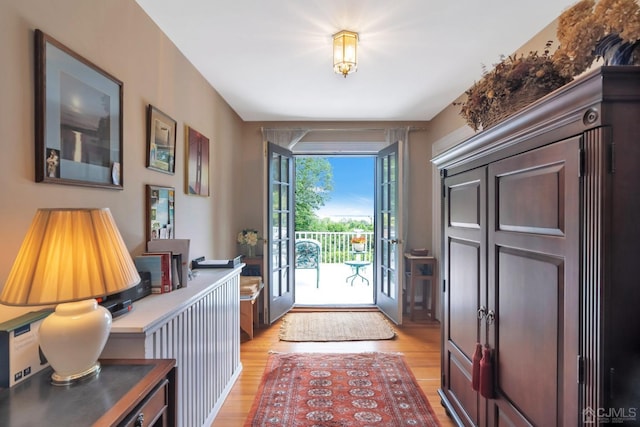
[479,346,494,399]
[471,343,482,391]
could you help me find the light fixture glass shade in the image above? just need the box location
[0,208,140,384]
[333,30,358,77]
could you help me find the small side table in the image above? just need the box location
[404,253,438,321]
[241,256,264,325]
[345,260,370,286]
[240,280,264,340]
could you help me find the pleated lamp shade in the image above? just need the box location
[0,208,140,385]
[1,208,140,306]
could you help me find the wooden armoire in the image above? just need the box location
[433,67,640,426]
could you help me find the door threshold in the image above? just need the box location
[292,304,378,312]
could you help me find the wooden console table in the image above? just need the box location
[0,359,176,427]
[102,267,242,427]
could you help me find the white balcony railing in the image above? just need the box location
[295,231,373,263]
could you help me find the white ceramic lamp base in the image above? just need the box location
[38,299,112,385]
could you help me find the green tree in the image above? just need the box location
[295,157,333,230]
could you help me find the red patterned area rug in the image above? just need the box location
[244,352,441,426]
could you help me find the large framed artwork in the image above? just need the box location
[146,105,177,174]
[185,125,210,196]
[146,185,175,241]
[34,29,124,189]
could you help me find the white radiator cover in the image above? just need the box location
[102,268,242,426]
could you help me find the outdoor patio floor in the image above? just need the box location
[295,262,374,306]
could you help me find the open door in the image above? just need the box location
[375,142,403,324]
[266,142,295,323]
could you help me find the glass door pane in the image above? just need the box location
[267,143,295,322]
[375,142,403,324]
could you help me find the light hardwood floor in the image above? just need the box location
[211,310,456,426]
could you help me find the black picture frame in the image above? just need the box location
[146,105,177,174]
[146,185,175,242]
[34,29,124,189]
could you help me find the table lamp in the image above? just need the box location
[0,208,140,385]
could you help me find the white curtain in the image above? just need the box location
[261,128,309,149]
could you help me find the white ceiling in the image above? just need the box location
[135,0,576,122]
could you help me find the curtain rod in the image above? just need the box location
[260,126,427,132]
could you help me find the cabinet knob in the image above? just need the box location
[134,413,144,427]
[486,310,496,325]
[477,306,487,320]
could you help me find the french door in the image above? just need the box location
[266,142,295,323]
[265,142,403,323]
[375,142,403,324]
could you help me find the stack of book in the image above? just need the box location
[240,276,262,297]
[147,239,190,289]
[134,251,182,294]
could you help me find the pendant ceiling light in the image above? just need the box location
[333,30,358,78]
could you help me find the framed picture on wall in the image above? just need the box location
[146,185,175,241]
[34,29,124,189]
[185,125,210,196]
[146,105,177,174]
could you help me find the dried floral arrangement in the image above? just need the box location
[458,42,571,131]
[457,0,640,131]
[554,0,640,77]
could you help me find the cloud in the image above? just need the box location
[317,193,373,219]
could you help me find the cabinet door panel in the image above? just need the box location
[442,168,487,426]
[448,353,480,426]
[496,249,561,427]
[488,136,580,427]
[497,163,564,235]
[448,240,481,356]
[450,183,482,228]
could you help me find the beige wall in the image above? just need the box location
[0,0,437,304]
[0,0,245,297]
[0,0,567,311]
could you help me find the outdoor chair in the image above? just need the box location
[295,239,321,288]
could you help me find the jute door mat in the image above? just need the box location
[278,311,396,341]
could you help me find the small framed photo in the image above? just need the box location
[146,185,175,241]
[185,125,210,196]
[34,29,123,189]
[146,105,177,174]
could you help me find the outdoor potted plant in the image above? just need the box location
[351,235,366,252]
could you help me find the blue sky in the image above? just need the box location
[316,156,374,221]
